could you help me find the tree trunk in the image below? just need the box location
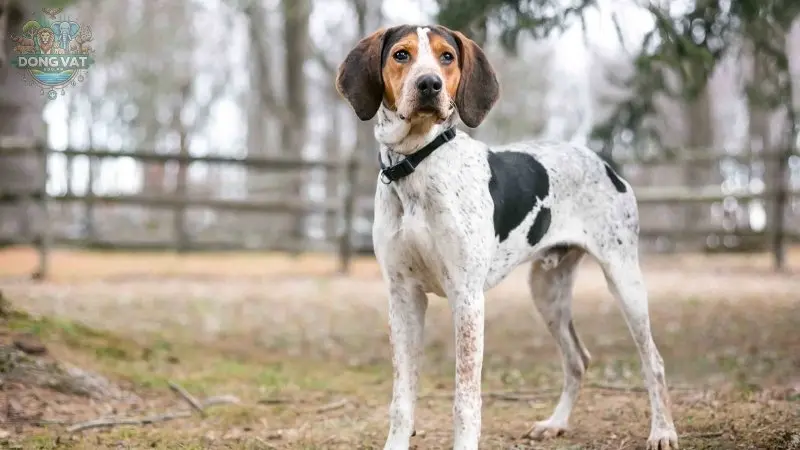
[140,0,166,198]
[0,0,46,242]
[83,97,96,242]
[747,52,772,234]
[324,91,341,240]
[743,18,793,259]
[281,0,311,245]
[682,88,714,243]
[173,82,190,252]
[245,2,275,199]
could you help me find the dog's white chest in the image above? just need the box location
[397,204,448,296]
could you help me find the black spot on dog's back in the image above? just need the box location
[487,151,550,245]
[604,163,627,193]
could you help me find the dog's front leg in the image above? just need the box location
[449,289,485,450]
[384,279,428,450]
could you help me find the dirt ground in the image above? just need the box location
[0,246,798,450]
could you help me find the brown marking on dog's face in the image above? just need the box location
[380,31,417,112]
[429,30,461,102]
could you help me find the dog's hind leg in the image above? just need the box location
[526,246,590,439]
[598,239,678,450]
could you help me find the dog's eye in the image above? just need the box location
[440,52,455,65]
[393,50,410,62]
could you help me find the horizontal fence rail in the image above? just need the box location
[54,149,345,170]
[1,138,798,279]
[0,191,342,214]
[635,187,800,204]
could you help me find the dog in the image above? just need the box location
[335,24,679,450]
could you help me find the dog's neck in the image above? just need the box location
[375,104,459,164]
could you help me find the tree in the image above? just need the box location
[282,0,311,243]
[436,0,800,154]
[0,0,47,242]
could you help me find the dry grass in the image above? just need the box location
[0,246,799,449]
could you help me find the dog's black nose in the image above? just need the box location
[416,74,443,98]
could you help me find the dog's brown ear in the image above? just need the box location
[335,28,387,121]
[451,30,499,128]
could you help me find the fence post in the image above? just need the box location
[338,156,358,274]
[33,142,50,281]
[771,146,791,271]
[173,154,189,253]
[173,81,191,254]
[84,153,96,244]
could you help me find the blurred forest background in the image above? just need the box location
[1,0,799,271]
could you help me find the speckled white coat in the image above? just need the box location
[373,114,678,450]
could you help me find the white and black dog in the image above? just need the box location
[335,24,679,450]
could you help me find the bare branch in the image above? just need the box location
[66,411,195,432]
[202,395,242,406]
[242,2,294,125]
[610,10,628,54]
[685,431,725,439]
[315,398,349,413]
[312,47,337,76]
[167,381,206,418]
[258,397,292,405]
[66,395,240,433]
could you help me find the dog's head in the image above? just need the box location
[335,25,499,129]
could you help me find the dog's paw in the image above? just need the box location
[523,420,567,440]
[647,428,679,450]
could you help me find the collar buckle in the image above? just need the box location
[378,127,456,184]
[381,158,415,183]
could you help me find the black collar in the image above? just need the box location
[379,127,456,184]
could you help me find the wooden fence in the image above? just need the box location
[1,136,798,280]
[0,137,361,278]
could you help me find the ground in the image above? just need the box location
[0,247,798,450]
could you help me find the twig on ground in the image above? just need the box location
[315,399,349,413]
[686,431,724,439]
[253,432,284,449]
[519,423,536,440]
[66,411,193,432]
[66,395,240,433]
[203,395,241,406]
[258,397,292,405]
[167,380,206,417]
